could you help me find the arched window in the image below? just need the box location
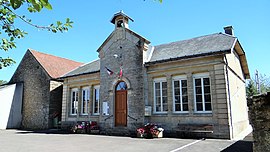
[116,81,127,91]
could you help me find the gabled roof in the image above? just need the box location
[146,32,250,79]
[61,32,249,79]
[97,28,150,53]
[61,59,100,78]
[29,49,83,79]
[148,33,236,63]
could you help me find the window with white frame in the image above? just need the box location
[173,75,188,112]
[81,87,90,115]
[70,88,78,115]
[153,78,168,113]
[193,73,212,113]
[93,85,100,115]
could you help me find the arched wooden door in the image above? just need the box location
[115,81,127,126]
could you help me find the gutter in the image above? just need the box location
[224,54,234,139]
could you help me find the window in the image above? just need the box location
[193,73,212,113]
[93,85,100,115]
[81,87,90,115]
[116,81,127,90]
[173,76,188,113]
[70,88,78,115]
[153,78,168,113]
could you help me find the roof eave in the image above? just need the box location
[145,50,231,66]
[58,70,100,79]
[234,40,250,79]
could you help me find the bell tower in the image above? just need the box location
[110,10,134,29]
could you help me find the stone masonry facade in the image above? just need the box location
[60,12,250,139]
[98,28,148,133]
[248,92,270,152]
[10,51,51,129]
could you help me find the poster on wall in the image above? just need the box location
[103,101,109,115]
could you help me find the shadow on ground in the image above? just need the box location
[221,140,253,152]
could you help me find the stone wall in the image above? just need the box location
[10,50,51,129]
[98,28,146,133]
[61,72,100,127]
[145,55,231,139]
[248,92,270,152]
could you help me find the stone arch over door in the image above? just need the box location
[115,81,127,126]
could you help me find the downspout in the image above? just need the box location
[224,54,234,139]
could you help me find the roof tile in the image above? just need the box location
[30,49,83,78]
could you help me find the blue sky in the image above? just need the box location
[1,0,269,81]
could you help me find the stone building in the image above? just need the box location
[60,12,250,139]
[9,49,82,129]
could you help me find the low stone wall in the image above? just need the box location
[247,92,270,152]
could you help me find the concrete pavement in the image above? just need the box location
[0,130,252,152]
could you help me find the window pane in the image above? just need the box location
[96,89,99,100]
[175,96,180,103]
[156,97,161,104]
[205,103,212,111]
[204,94,211,102]
[175,88,180,95]
[162,89,167,96]
[181,80,187,87]
[203,78,210,85]
[196,103,203,111]
[174,81,179,88]
[182,88,187,95]
[72,92,75,101]
[182,96,188,103]
[196,95,202,102]
[162,82,167,89]
[195,79,201,86]
[162,97,167,104]
[155,89,160,97]
[94,88,100,114]
[204,86,210,94]
[196,86,202,94]
[116,82,127,90]
[156,105,161,112]
[163,104,168,111]
[155,82,160,89]
[183,104,188,111]
[175,104,181,111]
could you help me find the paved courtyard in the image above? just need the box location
[0,130,252,152]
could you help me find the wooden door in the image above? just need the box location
[115,82,127,126]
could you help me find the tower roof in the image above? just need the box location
[110,10,134,24]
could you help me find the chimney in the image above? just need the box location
[224,26,234,36]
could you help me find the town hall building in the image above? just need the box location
[2,11,250,139]
[59,11,250,139]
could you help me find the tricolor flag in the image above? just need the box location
[119,67,123,78]
[105,67,114,75]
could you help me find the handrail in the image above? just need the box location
[128,115,138,121]
[104,115,113,121]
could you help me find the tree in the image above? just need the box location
[0,0,73,69]
[246,73,270,97]
[246,79,257,98]
[0,80,7,85]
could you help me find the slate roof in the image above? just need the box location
[61,59,100,78]
[30,49,83,79]
[148,33,236,64]
[60,32,245,78]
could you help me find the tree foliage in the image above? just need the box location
[0,0,73,69]
[246,74,270,98]
[0,79,7,85]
